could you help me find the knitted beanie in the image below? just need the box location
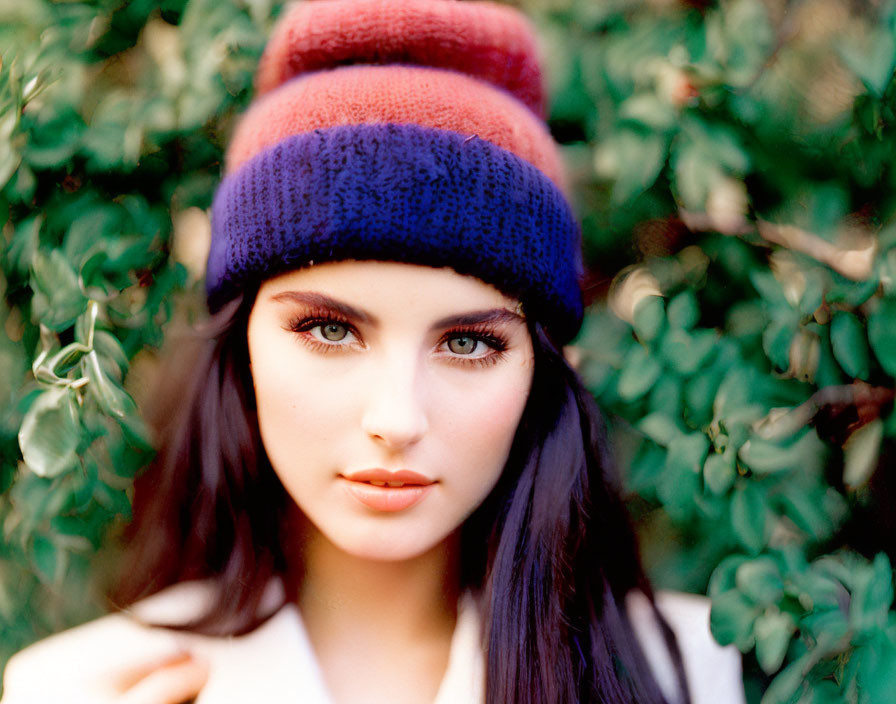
[207,0,584,343]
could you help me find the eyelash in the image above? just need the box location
[284,311,510,368]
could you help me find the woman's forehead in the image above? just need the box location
[255,261,524,322]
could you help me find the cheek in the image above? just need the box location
[431,366,531,497]
[249,340,354,473]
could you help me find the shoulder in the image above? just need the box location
[2,580,327,704]
[1,582,212,703]
[627,590,746,704]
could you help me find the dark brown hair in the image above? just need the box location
[114,293,690,704]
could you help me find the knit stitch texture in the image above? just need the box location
[207,0,584,342]
[208,124,583,341]
[256,0,546,116]
[226,65,567,192]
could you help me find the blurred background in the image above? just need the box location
[2,0,896,701]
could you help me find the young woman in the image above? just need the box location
[1,1,745,703]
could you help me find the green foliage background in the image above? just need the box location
[2,0,896,701]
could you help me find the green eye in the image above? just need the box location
[448,336,479,355]
[321,323,348,341]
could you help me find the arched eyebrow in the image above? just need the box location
[271,291,377,325]
[270,291,524,330]
[431,308,525,330]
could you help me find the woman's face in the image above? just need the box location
[246,261,534,561]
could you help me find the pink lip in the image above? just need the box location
[342,469,435,485]
[339,469,436,512]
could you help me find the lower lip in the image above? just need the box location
[340,479,435,512]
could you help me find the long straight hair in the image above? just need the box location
[114,293,690,704]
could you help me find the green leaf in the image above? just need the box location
[735,557,784,605]
[806,680,846,704]
[638,412,681,446]
[708,555,751,597]
[761,318,795,372]
[886,406,896,438]
[685,371,718,426]
[814,328,846,389]
[667,290,699,330]
[30,249,89,331]
[713,366,755,420]
[826,272,879,308]
[0,142,23,193]
[750,270,789,307]
[93,330,129,379]
[854,629,896,702]
[18,387,81,478]
[779,486,844,542]
[711,589,759,649]
[618,345,662,400]
[868,297,896,377]
[36,340,92,383]
[706,0,774,85]
[797,271,825,317]
[628,442,668,495]
[731,482,768,554]
[849,553,895,636]
[22,111,85,170]
[658,432,709,519]
[803,615,851,655]
[63,207,122,266]
[794,570,846,612]
[760,647,817,704]
[667,432,710,474]
[660,328,717,375]
[704,448,736,495]
[830,311,871,380]
[82,350,137,418]
[5,161,36,204]
[6,215,41,277]
[739,431,825,475]
[672,140,720,211]
[632,295,665,343]
[31,535,59,584]
[648,374,682,415]
[840,29,896,97]
[754,608,796,674]
[607,129,667,203]
[618,93,678,132]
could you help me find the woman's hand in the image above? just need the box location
[2,647,209,704]
[112,652,209,704]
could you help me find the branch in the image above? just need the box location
[754,381,895,440]
[680,209,878,280]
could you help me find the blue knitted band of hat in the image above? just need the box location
[207,123,583,342]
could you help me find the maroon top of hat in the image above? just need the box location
[256,0,547,117]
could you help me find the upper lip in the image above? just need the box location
[341,469,435,486]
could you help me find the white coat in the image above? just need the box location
[1,582,746,704]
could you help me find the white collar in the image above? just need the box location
[132,583,485,704]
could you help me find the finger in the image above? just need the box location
[111,652,195,692]
[118,655,209,704]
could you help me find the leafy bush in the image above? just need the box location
[2,0,895,701]
[0,0,275,671]
[526,0,896,700]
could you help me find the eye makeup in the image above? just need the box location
[282,305,519,368]
[285,307,362,353]
[436,321,512,368]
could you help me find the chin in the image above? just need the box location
[324,523,455,563]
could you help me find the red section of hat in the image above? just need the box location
[256,0,546,118]
[227,64,567,192]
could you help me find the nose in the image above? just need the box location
[360,357,429,452]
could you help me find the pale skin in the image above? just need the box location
[109,261,535,703]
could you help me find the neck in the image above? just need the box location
[296,523,461,647]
